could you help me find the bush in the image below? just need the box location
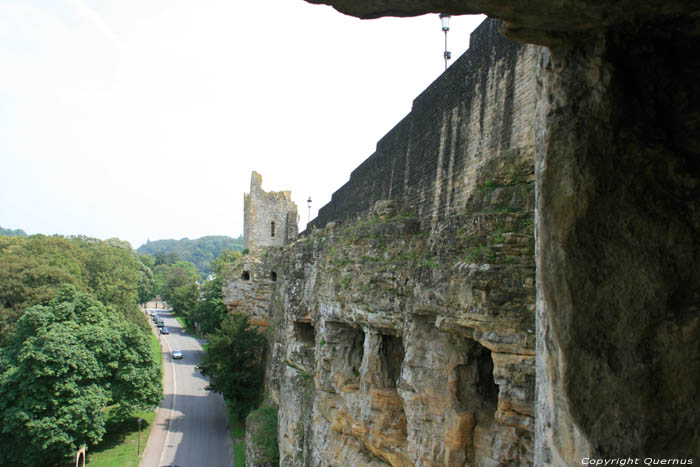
[249,406,279,465]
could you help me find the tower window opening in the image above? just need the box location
[242,271,250,281]
[271,221,275,237]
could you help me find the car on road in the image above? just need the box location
[159,327,170,335]
[156,320,165,328]
[172,350,183,360]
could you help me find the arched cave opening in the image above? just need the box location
[378,334,403,389]
[456,341,498,410]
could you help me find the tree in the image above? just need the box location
[210,249,242,276]
[169,282,199,321]
[153,260,199,310]
[190,275,227,335]
[0,235,152,345]
[197,313,265,418]
[139,253,155,270]
[0,236,85,345]
[0,286,161,466]
[190,249,240,335]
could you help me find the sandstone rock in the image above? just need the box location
[372,200,398,218]
[297,2,700,464]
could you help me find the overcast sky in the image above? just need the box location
[0,0,485,249]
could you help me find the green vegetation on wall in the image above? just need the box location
[248,405,279,465]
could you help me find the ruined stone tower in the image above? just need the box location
[243,171,299,254]
[223,172,299,328]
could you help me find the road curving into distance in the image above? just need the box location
[140,310,234,467]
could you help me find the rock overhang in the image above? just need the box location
[303,0,700,44]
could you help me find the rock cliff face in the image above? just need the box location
[266,172,535,466]
[223,19,541,466]
[225,0,700,461]
[300,0,700,463]
[227,161,537,466]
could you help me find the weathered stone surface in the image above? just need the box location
[280,189,534,465]
[306,20,539,233]
[238,153,536,466]
[303,0,699,44]
[246,408,277,467]
[535,22,700,463]
[299,1,700,464]
[231,0,700,461]
[226,20,538,466]
[244,171,299,254]
[226,173,300,330]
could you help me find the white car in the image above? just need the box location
[172,350,183,360]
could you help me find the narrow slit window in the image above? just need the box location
[271,221,275,237]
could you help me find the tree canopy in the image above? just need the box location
[196,313,265,418]
[0,235,152,346]
[189,250,241,335]
[0,286,161,466]
[136,235,243,279]
[0,226,27,237]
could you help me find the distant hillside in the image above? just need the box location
[137,235,243,278]
[0,227,27,237]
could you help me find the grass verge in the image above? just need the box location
[229,403,246,467]
[174,314,202,339]
[86,408,155,466]
[87,333,162,465]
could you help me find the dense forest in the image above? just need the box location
[0,234,161,466]
[137,235,243,278]
[0,226,27,237]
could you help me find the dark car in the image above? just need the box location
[159,327,170,335]
[156,320,165,328]
[172,350,183,360]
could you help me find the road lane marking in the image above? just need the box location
[159,322,177,467]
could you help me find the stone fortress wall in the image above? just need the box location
[307,19,539,232]
[226,174,300,328]
[226,17,541,467]
[293,0,700,462]
[225,0,700,461]
[245,171,299,253]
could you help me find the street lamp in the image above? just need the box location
[307,196,312,223]
[439,13,452,70]
[137,417,142,456]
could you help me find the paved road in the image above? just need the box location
[140,311,234,467]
